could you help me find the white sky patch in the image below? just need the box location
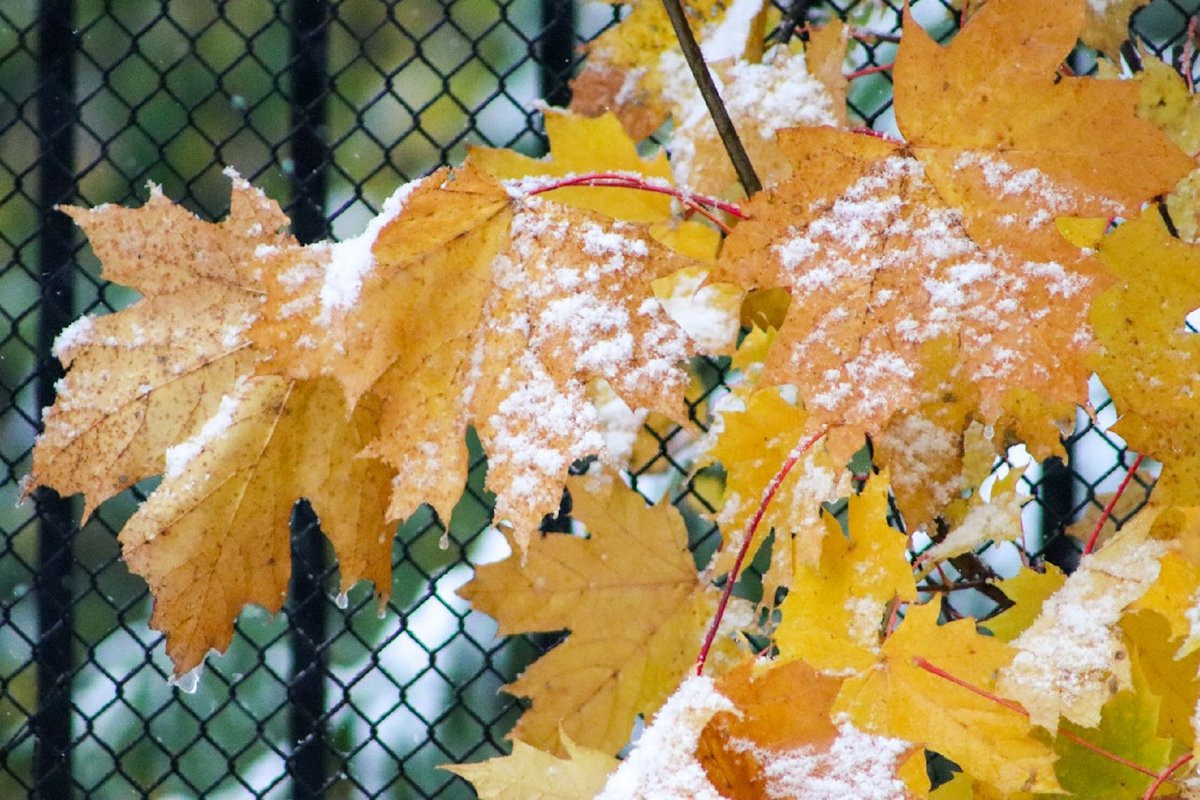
[317,178,421,325]
[52,315,95,361]
[597,675,733,800]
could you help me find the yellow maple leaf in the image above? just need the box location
[33,176,285,516]
[775,474,917,674]
[1087,209,1200,506]
[250,166,697,550]
[468,110,674,223]
[986,563,1067,643]
[444,736,618,800]
[834,601,1061,795]
[122,377,392,674]
[457,475,717,754]
[707,388,842,602]
[996,523,1166,730]
[1123,610,1200,747]
[31,176,397,675]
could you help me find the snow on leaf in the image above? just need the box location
[457,475,717,755]
[444,736,618,800]
[250,166,697,551]
[987,563,1067,643]
[834,601,1061,795]
[996,521,1166,731]
[32,175,286,517]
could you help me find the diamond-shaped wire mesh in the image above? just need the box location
[0,0,1195,796]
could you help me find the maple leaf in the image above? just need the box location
[1052,641,1175,799]
[32,175,287,516]
[834,601,1061,795]
[121,376,393,673]
[567,0,766,139]
[712,0,1189,525]
[1123,610,1200,747]
[250,166,697,550]
[996,523,1166,730]
[707,388,844,601]
[457,475,719,755]
[445,736,618,800]
[774,474,917,674]
[693,658,920,799]
[1082,209,1200,506]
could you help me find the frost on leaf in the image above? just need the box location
[250,166,696,550]
[458,476,718,755]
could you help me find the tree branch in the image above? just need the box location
[661,0,762,196]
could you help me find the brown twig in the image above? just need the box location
[660,0,762,195]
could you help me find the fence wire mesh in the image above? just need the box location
[0,0,1196,796]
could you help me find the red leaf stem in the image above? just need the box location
[1143,752,1193,799]
[525,172,749,219]
[1081,452,1145,556]
[695,428,827,676]
[913,656,1160,779]
[845,62,895,80]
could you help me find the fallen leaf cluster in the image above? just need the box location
[26,0,1200,796]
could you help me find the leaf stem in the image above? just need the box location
[845,62,894,80]
[1143,753,1193,799]
[695,428,826,675]
[660,0,762,195]
[913,656,1159,779]
[526,172,749,220]
[1081,452,1145,556]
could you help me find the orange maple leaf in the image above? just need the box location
[250,165,697,550]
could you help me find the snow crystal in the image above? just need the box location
[596,676,734,800]
[953,151,1121,229]
[52,315,95,361]
[163,387,243,479]
[699,0,763,62]
[756,718,910,800]
[659,47,837,187]
[317,179,420,325]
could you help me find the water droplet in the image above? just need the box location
[280,157,295,175]
[229,94,246,111]
[334,591,349,610]
[983,424,995,441]
[171,664,203,694]
[439,531,450,550]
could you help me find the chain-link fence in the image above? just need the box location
[0,0,1196,797]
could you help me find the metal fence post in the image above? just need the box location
[539,0,576,107]
[32,0,77,796]
[286,0,332,796]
